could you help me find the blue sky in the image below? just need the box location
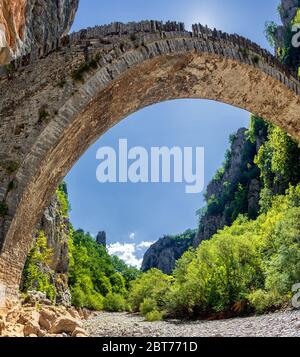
[66,0,280,267]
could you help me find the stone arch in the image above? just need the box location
[0,21,300,301]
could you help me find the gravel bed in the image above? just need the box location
[84,310,300,337]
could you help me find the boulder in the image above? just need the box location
[50,316,82,335]
[0,0,79,64]
[67,307,81,320]
[23,320,43,337]
[39,308,57,331]
[71,327,88,337]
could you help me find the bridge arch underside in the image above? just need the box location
[0,46,300,301]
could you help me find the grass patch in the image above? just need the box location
[145,310,164,322]
[71,55,100,82]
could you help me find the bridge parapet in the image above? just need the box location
[1,20,298,87]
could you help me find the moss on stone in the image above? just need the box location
[0,202,8,216]
[0,160,19,174]
[71,55,100,82]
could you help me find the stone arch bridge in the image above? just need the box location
[0,21,300,303]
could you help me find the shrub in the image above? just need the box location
[264,21,278,47]
[38,105,50,123]
[103,293,126,312]
[247,290,282,314]
[139,298,157,316]
[86,293,104,311]
[145,310,164,322]
[71,56,99,82]
[69,229,133,310]
[110,272,127,295]
[22,232,56,302]
[71,285,87,308]
[128,269,173,312]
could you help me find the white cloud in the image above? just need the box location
[108,242,142,268]
[137,241,155,250]
[107,238,156,268]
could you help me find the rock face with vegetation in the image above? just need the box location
[194,127,263,247]
[266,0,300,73]
[21,184,141,313]
[141,230,196,275]
[21,183,72,306]
[0,0,79,64]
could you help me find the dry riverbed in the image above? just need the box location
[84,310,300,337]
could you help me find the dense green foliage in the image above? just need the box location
[111,255,141,289]
[22,232,56,302]
[128,269,173,313]
[128,185,300,318]
[22,183,139,312]
[69,229,139,311]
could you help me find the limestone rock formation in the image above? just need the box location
[279,0,298,26]
[20,188,72,306]
[0,0,79,64]
[141,231,195,275]
[96,231,107,247]
[274,0,300,71]
[193,128,263,247]
[38,193,71,306]
[0,300,90,337]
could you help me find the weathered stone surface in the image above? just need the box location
[0,302,87,337]
[142,233,195,275]
[0,20,299,302]
[39,308,56,331]
[23,320,43,337]
[194,128,263,246]
[275,0,300,69]
[50,316,82,334]
[96,231,107,247]
[71,327,88,337]
[67,307,81,320]
[0,0,79,64]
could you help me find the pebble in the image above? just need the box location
[84,310,300,337]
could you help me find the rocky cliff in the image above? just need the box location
[193,127,264,247]
[274,0,300,72]
[0,0,79,64]
[38,188,71,306]
[141,230,196,275]
[21,184,72,306]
